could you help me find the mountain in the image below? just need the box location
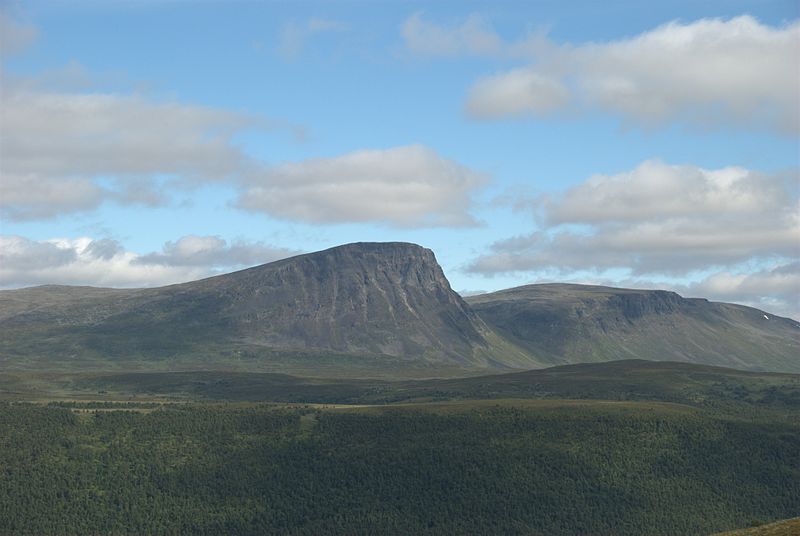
[466,283,800,372]
[0,242,533,375]
[1,243,798,376]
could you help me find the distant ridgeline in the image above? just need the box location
[1,242,798,376]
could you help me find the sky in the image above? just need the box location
[1,0,798,319]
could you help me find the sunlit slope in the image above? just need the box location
[711,518,800,535]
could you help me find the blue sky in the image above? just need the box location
[1,0,798,318]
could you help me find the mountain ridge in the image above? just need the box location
[466,283,800,371]
[1,242,798,375]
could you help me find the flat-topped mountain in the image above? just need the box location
[466,283,800,372]
[1,243,798,376]
[0,242,532,374]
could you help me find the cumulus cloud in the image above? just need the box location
[0,84,259,220]
[277,17,347,60]
[543,160,790,224]
[463,16,799,133]
[468,160,799,276]
[2,63,480,227]
[0,235,299,289]
[237,145,486,227]
[467,68,569,117]
[2,87,253,179]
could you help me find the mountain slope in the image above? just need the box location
[0,242,532,373]
[466,284,800,372]
[2,245,798,375]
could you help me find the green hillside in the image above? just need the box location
[5,361,797,418]
[1,399,797,536]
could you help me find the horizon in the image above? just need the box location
[1,0,798,319]
[4,238,798,321]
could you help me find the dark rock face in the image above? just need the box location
[0,242,494,368]
[608,290,683,320]
[196,242,489,359]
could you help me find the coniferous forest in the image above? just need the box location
[1,400,797,535]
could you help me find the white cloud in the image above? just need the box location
[545,160,791,224]
[467,68,569,118]
[468,161,799,276]
[463,16,800,133]
[277,17,347,60]
[2,87,253,179]
[0,235,299,289]
[237,145,486,227]
[0,84,259,220]
[2,67,478,227]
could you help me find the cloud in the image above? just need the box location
[684,262,800,319]
[237,145,486,227]
[468,160,799,276]
[0,173,107,220]
[2,87,253,179]
[463,16,799,133]
[467,68,569,117]
[3,65,478,227]
[135,235,299,267]
[0,12,37,55]
[277,17,347,60]
[545,160,792,224]
[0,235,299,289]
[401,12,504,57]
[0,84,258,220]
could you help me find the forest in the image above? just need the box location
[1,399,797,535]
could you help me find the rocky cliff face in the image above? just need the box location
[194,242,490,360]
[0,242,498,369]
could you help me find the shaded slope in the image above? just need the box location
[0,242,524,372]
[466,284,800,372]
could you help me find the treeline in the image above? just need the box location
[0,402,798,535]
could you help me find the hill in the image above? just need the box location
[466,284,800,372]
